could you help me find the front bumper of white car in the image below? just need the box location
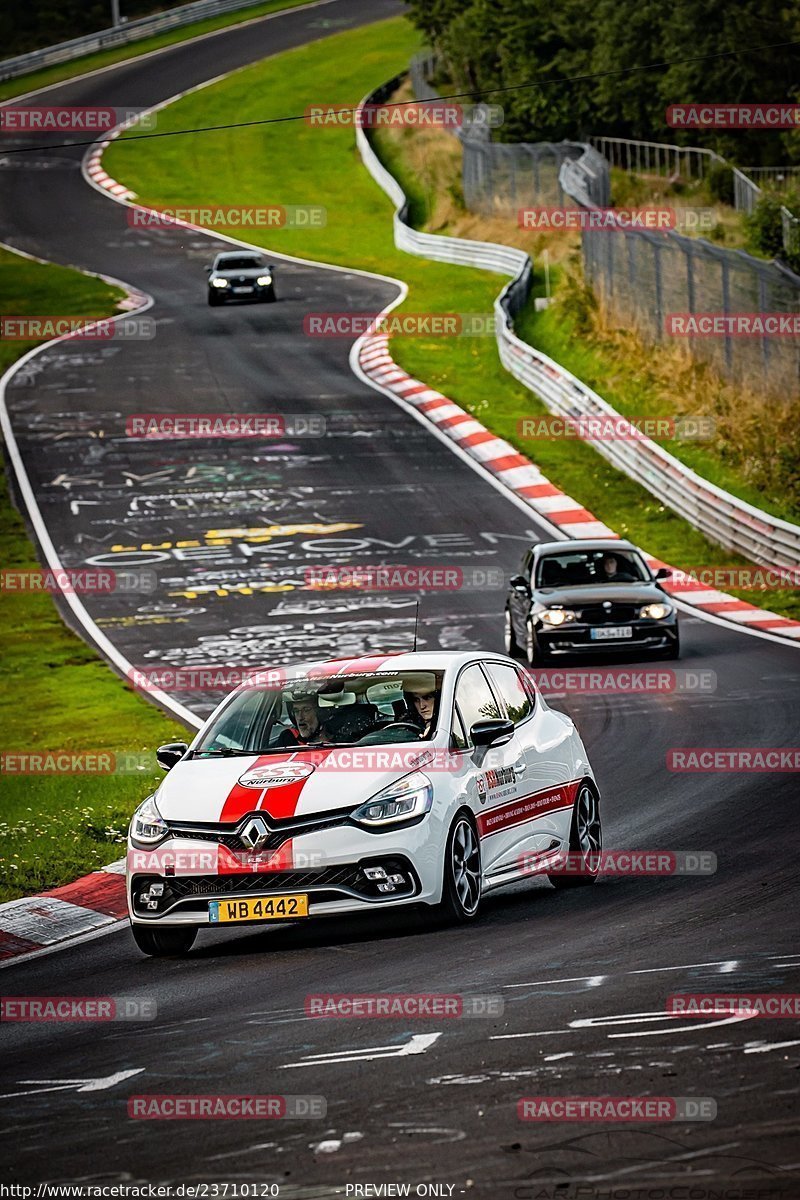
[127,817,446,926]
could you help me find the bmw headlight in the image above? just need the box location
[130,795,168,847]
[351,771,433,829]
[540,608,576,626]
[256,275,272,286]
[210,277,229,288]
[639,602,672,620]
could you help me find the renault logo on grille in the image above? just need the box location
[239,816,271,850]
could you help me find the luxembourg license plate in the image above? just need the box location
[208,894,308,923]
[591,625,633,640]
[232,286,253,294]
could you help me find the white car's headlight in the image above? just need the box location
[256,275,272,286]
[130,795,168,846]
[210,277,229,288]
[639,602,673,620]
[351,771,433,828]
[540,607,576,626]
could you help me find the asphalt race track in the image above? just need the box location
[1,0,799,1194]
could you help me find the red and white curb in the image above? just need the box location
[358,333,800,640]
[85,142,136,200]
[0,860,126,963]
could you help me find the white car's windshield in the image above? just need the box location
[536,549,649,587]
[192,670,445,757]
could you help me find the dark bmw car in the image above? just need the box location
[206,252,276,306]
[504,539,679,664]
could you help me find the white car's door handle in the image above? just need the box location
[513,758,527,774]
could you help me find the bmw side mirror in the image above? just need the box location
[510,574,530,593]
[204,266,212,273]
[471,718,514,747]
[156,742,188,771]
[654,567,671,580]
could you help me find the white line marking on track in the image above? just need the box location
[504,958,745,989]
[1,1068,144,1099]
[280,1032,441,1067]
[743,1040,800,1054]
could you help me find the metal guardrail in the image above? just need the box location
[0,0,270,81]
[356,79,800,570]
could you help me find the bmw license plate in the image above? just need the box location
[232,286,253,294]
[591,625,633,640]
[208,894,308,923]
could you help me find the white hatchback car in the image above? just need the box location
[127,651,602,955]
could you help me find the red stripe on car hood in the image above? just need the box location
[219,749,335,822]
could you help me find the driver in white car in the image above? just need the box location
[277,691,330,747]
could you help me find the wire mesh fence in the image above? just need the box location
[410,53,800,395]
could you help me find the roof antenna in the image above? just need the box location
[412,599,420,652]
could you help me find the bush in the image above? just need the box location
[708,163,734,206]
[744,193,786,260]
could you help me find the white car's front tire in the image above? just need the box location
[131,924,197,957]
[436,813,483,923]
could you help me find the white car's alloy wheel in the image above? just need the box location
[449,815,482,918]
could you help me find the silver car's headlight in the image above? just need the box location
[540,607,576,626]
[351,771,433,828]
[256,275,272,286]
[210,277,229,288]
[130,795,168,847]
[639,602,673,619]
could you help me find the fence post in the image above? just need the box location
[720,256,733,372]
[758,271,770,373]
[653,240,663,341]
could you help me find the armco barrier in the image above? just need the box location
[0,0,272,81]
[357,80,800,572]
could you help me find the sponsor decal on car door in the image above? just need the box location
[480,662,577,873]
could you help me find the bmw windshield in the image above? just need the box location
[192,670,445,757]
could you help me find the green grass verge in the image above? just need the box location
[0,0,314,103]
[103,17,800,622]
[0,247,187,902]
